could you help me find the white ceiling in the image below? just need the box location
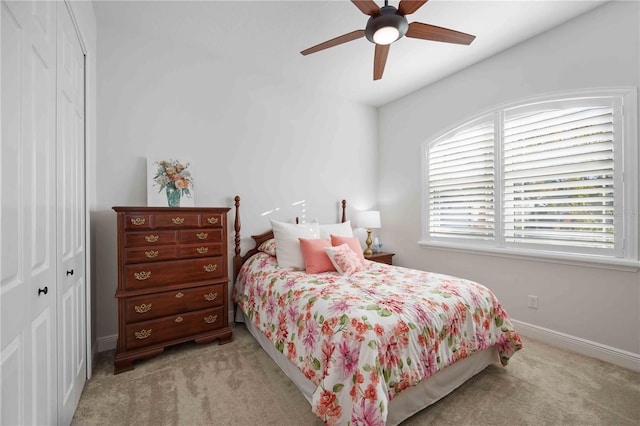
[94,0,608,107]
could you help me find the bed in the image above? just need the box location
[231,196,522,425]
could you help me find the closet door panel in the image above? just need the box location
[56,2,86,424]
[1,1,57,424]
[32,307,55,424]
[27,6,58,425]
[1,1,26,342]
[0,337,22,425]
[1,4,27,423]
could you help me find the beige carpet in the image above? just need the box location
[72,324,639,425]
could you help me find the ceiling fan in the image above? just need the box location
[300,0,476,81]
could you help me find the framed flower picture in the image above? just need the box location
[147,158,195,207]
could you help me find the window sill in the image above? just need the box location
[417,240,640,272]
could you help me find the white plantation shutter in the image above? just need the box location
[428,116,495,240]
[423,91,637,262]
[503,105,615,250]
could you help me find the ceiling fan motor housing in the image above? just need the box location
[365,5,409,44]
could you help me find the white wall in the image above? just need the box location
[95,15,377,344]
[378,1,640,358]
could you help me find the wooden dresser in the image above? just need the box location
[112,206,232,373]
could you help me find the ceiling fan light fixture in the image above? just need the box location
[365,5,408,45]
[373,26,399,45]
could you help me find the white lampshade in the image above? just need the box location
[358,210,381,229]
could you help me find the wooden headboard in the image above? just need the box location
[232,195,347,281]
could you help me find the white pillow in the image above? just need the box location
[270,220,320,269]
[318,220,353,240]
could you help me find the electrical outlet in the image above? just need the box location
[527,295,539,309]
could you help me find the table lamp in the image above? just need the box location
[357,210,381,256]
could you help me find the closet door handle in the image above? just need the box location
[38,286,48,296]
[66,269,74,276]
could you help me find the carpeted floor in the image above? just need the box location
[72,324,639,425]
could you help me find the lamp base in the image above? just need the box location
[364,229,373,257]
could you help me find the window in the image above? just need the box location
[422,89,638,264]
[428,115,495,241]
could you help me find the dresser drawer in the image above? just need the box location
[179,228,223,244]
[125,306,225,350]
[200,212,224,228]
[124,257,225,290]
[124,213,153,230]
[154,212,200,228]
[125,284,225,322]
[178,243,223,258]
[125,231,177,247]
[124,246,178,264]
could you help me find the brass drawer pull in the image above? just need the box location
[204,315,217,324]
[203,264,217,273]
[130,218,146,226]
[196,232,208,240]
[133,271,151,281]
[145,235,159,243]
[135,329,152,340]
[145,250,159,258]
[204,292,218,301]
[175,292,184,299]
[196,247,208,254]
[207,217,219,225]
[172,217,185,225]
[134,303,152,313]
[175,316,184,323]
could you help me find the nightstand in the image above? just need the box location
[365,252,395,265]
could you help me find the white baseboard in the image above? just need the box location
[97,334,118,353]
[512,319,640,372]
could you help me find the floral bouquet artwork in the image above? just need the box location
[148,158,194,207]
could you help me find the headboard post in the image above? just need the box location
[233,196,241,281]
[341,200,347,223]
[234,196,241,256]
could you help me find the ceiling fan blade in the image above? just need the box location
[398,0,429,16]
[352,0,380,16]
[373,44,390,81]
[406,22,475,45]
[300,30,365,55]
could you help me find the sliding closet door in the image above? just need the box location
[1,1,58,424]
[56,2,86,424]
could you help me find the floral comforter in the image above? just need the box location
[234,252,522,425]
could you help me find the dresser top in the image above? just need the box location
[113,206,230,213]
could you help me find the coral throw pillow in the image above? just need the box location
[298,238,335,274]
[330,235,366,263]
[325,244,365,275]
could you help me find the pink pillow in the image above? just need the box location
[298,238,336,274]
[324,244,365,275]
[330,235,366,263]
